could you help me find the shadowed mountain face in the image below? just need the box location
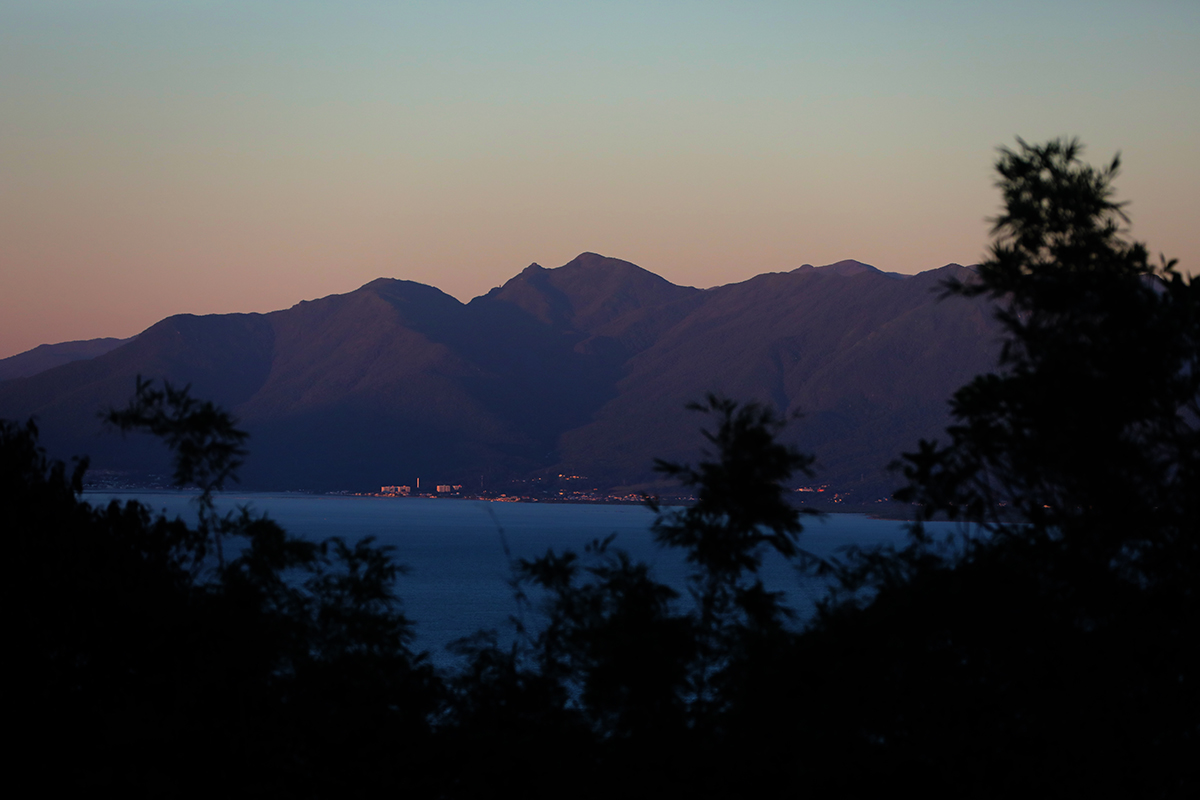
[558,263,996,494]
[0,253,1000,497]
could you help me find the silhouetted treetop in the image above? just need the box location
[650,394,817,580]
[899,138,1197,579]
[106,375,248,496]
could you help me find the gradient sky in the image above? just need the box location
[2,1,1198,359]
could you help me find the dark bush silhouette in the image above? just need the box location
[7,382,440,794]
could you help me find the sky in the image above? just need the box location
[2,1,1198,359]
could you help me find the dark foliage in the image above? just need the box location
[647,396,819,722]
[438,397,818,796]
[899,138,1199,572]
[7,382,438,795]
[650,395,817,577]
[801,139,1199,796]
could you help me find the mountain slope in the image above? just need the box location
[0,255,1000,496]
[0,337,134,381]
[554,263,997,493]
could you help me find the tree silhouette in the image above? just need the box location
[899,138,1198,575]
[800,138,1200,795]
[8,379,440,793]
[438,396,818,796]
[647,394,818,721]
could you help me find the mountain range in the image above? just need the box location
[0,253,1001,501]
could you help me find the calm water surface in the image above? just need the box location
[86,492,950,666]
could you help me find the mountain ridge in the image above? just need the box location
[0,255,996,500]
[0,336,136,381]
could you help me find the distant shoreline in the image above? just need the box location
[83,486,916,519]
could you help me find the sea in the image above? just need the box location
[83,491,962,667]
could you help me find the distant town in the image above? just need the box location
[364,474,885,509]
[80,469,895,511]
[369,474,660,504]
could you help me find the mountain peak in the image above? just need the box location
[793,259,880,276]
[478,253,698,332]
[560,252,611,268]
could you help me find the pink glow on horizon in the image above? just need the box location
[2,2,1197,359]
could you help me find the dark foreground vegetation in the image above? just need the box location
[7,140,1197,797]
